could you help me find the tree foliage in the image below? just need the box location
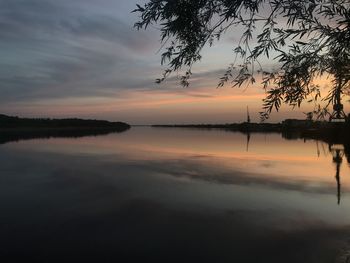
[133,0,350,119]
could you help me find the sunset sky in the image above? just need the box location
[0,0,342,124]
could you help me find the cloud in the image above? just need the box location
[0,0,314,122]
[0,0,159,104]
[62,15,154,53]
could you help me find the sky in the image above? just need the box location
[0,0,339,124]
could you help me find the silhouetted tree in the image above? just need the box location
[134,0,350,119]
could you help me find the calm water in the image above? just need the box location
[1,127,350,262]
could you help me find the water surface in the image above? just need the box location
[1,127,350,262]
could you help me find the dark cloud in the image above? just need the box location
[0,0,159,104]
[62,15,154,52]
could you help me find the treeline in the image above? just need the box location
[0,114,130,131]
[152,119,350,133]
[152,122,282,132]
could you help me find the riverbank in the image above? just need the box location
[153,120,350,154]
[0,114,130,130]
[0,127,131,144]
[0,114,131,144]
[153,120,350,136]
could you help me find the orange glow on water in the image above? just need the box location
[11,127,350,191]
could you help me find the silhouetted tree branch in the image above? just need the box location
[133,0,350,120]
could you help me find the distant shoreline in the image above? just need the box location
[152,120,350,145]
[152,122,281,132]
[0,114,130,131]
[0,114,131,144]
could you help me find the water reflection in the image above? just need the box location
[243,130,350,205]
[0,128,129,144]
[1,127,350,262]
[328,144,346,205]
[246,131,251,152]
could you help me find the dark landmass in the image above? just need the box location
[152,119,349,138]
[0,114,130,130]
[0,114,130,144]
[152,122,282,132]
[153,120,350,159]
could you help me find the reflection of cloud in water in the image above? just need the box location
[125,158,344,195]
[2,129,350,262]
[0,129,350,263]
[0,150,348,263]
[1,195,347,262]
[0,144,347,197]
